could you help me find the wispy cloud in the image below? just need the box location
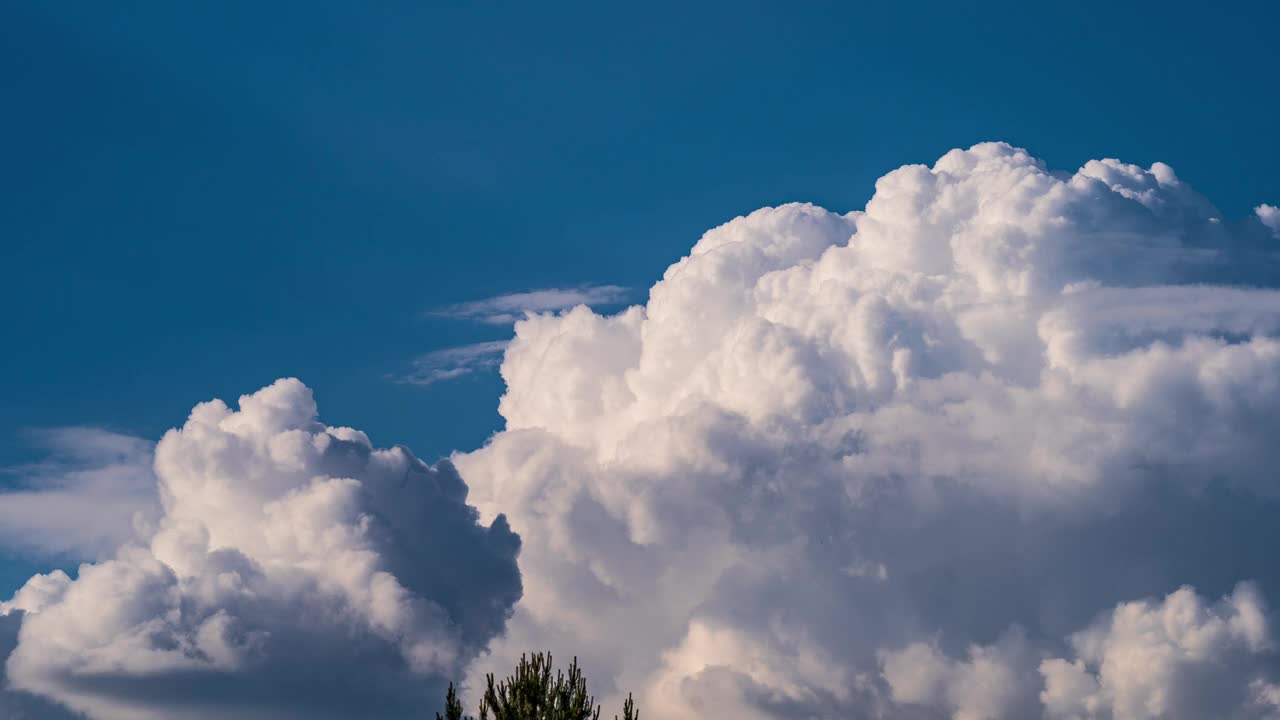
[0,428,158,561]
[429,284,630,325]
[395,340,509,386]
[401,285,630,388]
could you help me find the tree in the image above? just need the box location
[438,682,466,720]
[437,652,639,720]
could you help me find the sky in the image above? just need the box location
[3,2,1280,719]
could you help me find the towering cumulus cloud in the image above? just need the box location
[1,379,521,720]
[455,143,1280,718]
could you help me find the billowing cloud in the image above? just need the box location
[454,143,1280,718]
[881,628,1040,720]
[429,285,631,325]
[884,584,1275,720]
[0,428,157,561]
[8,142,1280,719]
[1038,584,1272,720]
[1,379,521,720]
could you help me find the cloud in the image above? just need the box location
[404,286,631,388]
[883,584,1276,720]
[453,143,1280,718]
[881,628,1041,720]
[9,142,1280,719]
[397,340,509,386]
[429,285,631,325]
[1,379,521,720]
[0,428,158,561]
[0,611,82,720]
[1259,204,1280,237]
[1038,584,1273,720]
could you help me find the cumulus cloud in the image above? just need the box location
[453,143,1280,718]
[1037,583,1274,720]
[398,340,510,386]
[429,285,630,325]
[881,628,1041,720]
[0,428,157,561]
[9,142,1279,719]
[884,584,1276,720]
[1,379,521,720]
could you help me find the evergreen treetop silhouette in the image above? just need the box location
[437,652,638,720]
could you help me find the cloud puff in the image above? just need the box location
[881,628,1040,720]
[883,584,1275,720]
[1038,584,1272,720]
[0,428,158,561]
[454,143,1280,718]
[1259,205,1280,237]
[2,379,521,720]
[429,285,631,325]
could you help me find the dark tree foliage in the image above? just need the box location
[439,682,466,720]
[437,652,639,720]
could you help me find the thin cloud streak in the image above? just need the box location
[428,285,630,325]
[397,341,509,387]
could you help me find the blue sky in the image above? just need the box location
[6,1,1278,468]
[3,3,1280,718]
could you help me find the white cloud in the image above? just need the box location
[8,142,1280,719]
[429,285,631,325]
[0,611,81,720]
[0,571,71,617]
[398,340,509,386]
[2,379,521,720]
[1259,204,1280,237]
[453,143,1280,718]
[0,428,158,560]
[1038,583,1274,720]
[404,286,632,387]
[882,584,1276,720]
[882,628,1041,720]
